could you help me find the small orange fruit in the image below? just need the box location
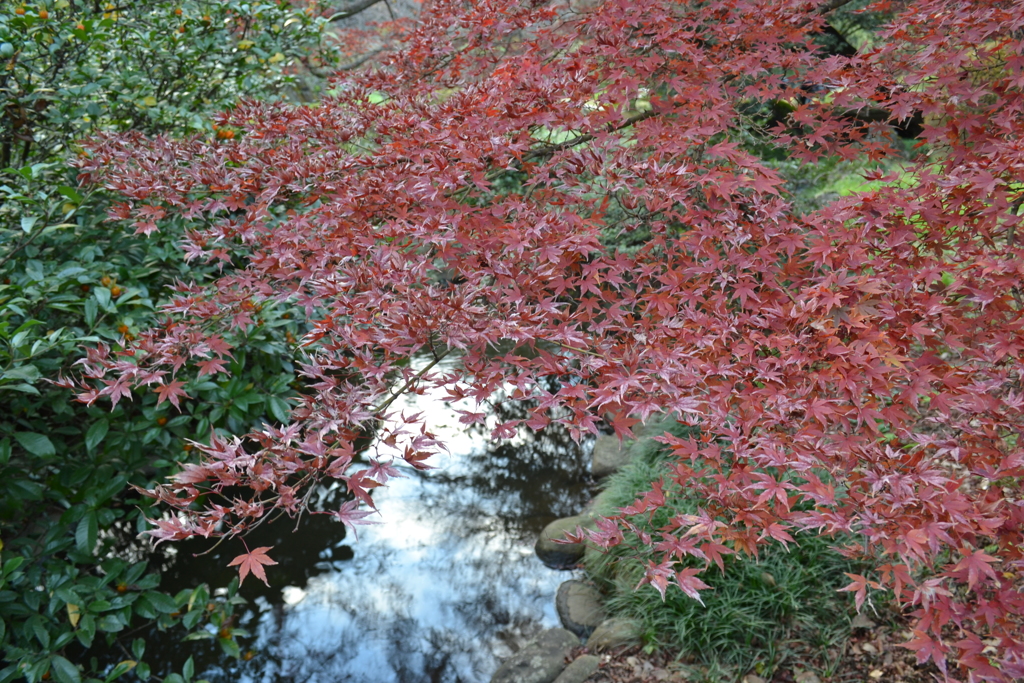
[157,417,168,426]
[110,285,123,298]
[174,7,182,15]
[183,443,194,452]
[117,324,129,334]
[178,24,185,33]
[216,128,235,140]
[80,284,91,292]
[38,9,48,19]
[14,7,25,15]
[76,22,84,30]
[116,582,129,593]
[100,275,112,287]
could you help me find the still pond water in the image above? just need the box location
[137,373,594,683]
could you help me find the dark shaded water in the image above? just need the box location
[133,368,594,682]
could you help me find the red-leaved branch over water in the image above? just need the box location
[68,0,1024,678]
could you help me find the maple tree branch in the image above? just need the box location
[815,0,859,14]
[1008,194,1024,248]
[525,109,659,162]
[370,348,452,415]
[542,339,606,359]
[338,47,385,71]
[328,0,386,21]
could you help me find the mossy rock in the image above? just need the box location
[556,580,607,639]
[535,515,596,568]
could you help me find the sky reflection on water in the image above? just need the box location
[145,369,593,683]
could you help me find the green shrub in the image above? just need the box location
[0,2,331,681]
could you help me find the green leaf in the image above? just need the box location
[84,421,109,452]
[97,614,123,632]
[75,614,95,648]
[27,614,49,648]
[50,657,81,683]
[182,631,214,641]
[182,656,194,683]
[219,637,241,659]
[3,556,26,575]
[104,660,135,682]
[14,432,55,457]
[94,287,112,311]
[182,609,204,630]
[57,186,84,203]
[267,396,292,423]
[6,383,40,395]
[7,479,43,500]
[76,511,97,553]
[21,216,37,233]
[3,365,40,382]
[141,591,177,614]
[84,298,97,327]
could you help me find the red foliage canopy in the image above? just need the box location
[74,0,1024,678]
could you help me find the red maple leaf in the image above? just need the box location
[331,500,379,539]
[675,567,711,605]
[839,573,881,612]
[154,380,189,409]
[903,630,948,672]
[951,548,998,592]
[227,546,278,587]
[196,357,229,377]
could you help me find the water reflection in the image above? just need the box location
[135,365,593,683]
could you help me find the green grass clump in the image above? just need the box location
[584,418,864,681]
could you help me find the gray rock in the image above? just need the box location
[490,628,579,683]
[556,581,607,639]
[591,436,631,479]
[535,515,593,568]
[585,617,642,652]
[581,488,616,517]
[553,655,600,683]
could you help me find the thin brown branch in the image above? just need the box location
[525,109,659,162]
[338,47,386,71]
[370,348,452,415]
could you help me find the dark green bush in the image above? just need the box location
[0,2,332,681]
